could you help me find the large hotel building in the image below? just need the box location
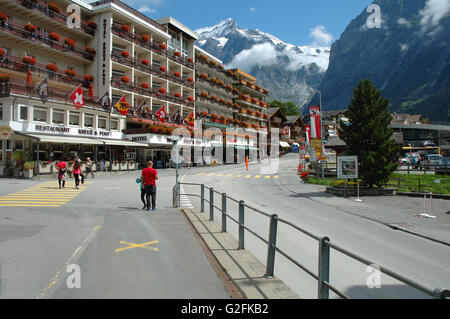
[0,0,279,177]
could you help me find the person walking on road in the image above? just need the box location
[73,156,83,189]
[245,155,249,171]
[136,176,146,210]
[142,161,158,211]
[85,157,94,179]
[56,158,67,189]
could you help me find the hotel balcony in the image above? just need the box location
[236,95,269,111]
[110,77,194,108]
[111,50,194,89]
[195,55,235,81]
[0,54,92,88]
[196,94,237,114]
[0,21,95,63]
[111,24,194,70]
[5,0,96,37]
[196,76,237,98]
[235,80,269,98]
[237,108,268,122]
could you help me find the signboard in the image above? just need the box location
[0,126,13,139]
[337,156,358,179]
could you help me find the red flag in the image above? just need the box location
[309,106,321,139]
[115,96,129,116]
[156,106,166,122]
[185,112,194,127]
[70,85,85,110]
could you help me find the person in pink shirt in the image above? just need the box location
[56,158,67,189]
[73,156,82,189]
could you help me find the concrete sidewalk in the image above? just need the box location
[277,168,450,246]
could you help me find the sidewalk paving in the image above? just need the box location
[278,168,450,246]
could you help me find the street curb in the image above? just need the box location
[396,192,450,200]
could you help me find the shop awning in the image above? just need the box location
[97,139,148,147]
[26,134,103,145]
[280,141,290,148]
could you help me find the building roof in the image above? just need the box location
[325,136,346,148]
[156,17,199,40]
[229,69,256,82]
[194,46,222,64]
[267,107,287,122]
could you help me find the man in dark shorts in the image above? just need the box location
[141,161,158,211]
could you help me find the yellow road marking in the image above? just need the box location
[0,204,62,207]
[255,175,261,179]
[265,176,271,179]
[274,176,279,179]
[226,174,233,177]
[207,173,215,176]
[245,175,252,178]
[197,173,206,176]
[236,175,242,178]
[115,240,159,253]
[217,174,224,177]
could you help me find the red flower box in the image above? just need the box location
[141,34,150,42]
[87,21,97,30]
[199,54,207,61]
[84,75,94,82]
[200,92,208,97]
[48,3,61,13]
[0,12,8,21]
[220,99,226,104]
[121,76,130,83]
[65,68,77,76]
[188,77,194,83]
[121,51,129,58]
[159,43,167,50]
[0,74,9,82]
[174,72,181,78]
[48,32,60,41]
[211,114,218,119]
[200,73,208,79]
[188,58,193,63]
[210,60,217,65]
[46,63,58,72]
[218,64,224,70]
[22,56,36,65]
[121,25,130,32]
[0,48,5,56]
[141,82,150,89]
[188,96,194,102]
[159,66,166,72]
[159,87,166,94]
[211,96,218,101]
[85,46,96,54]
[140,59,149,66]
[174,92,181,98]
[174,51,181,57]
[24,24,36,32]
[64,38,75,47]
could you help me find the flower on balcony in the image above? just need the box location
[200,92,208,98]
[159,66,166,72]
[22,56,36,65]
[188,77,194,83]
[84,74,94,82]
[84,46,96,55]
[240,94,249,100]
[24,24,36,33]
[141,34,150,42]
[158,87,166,94]
[220,98,226,104]
[300,172,309,181]
[48,32,60,41]
[211,114,218,119]
[251,97,259,104]
[211,95,218,101]
[141,82,150,89]
[120,76,130,83]
[64,38,75,47]
[46,63,58,72]
[0,74,10,82]
[209,60,216,65]
[218,81,224,86]
[188,58,193,63]
[233,88,240,94]
[0,12,8,21]
[173,72,181,78]
[226,85,232,91]
[48,3,61,13]
[199,73,208,79]
[199,54,207,61]
[140,59,149,66]
[227,101,233,107]
[121,51,129,58]
[211,78,218,84]
[174,92,181,98]
[174,51,181,57]
[0,48,5,56]
[121,24,130,32]
[87,21,97,30]
[159,43,167,50]
[234,103,239,108]
[263,89,269,94]
[188,96,194,102]
[65,68,77,77]
[200,111,208,117]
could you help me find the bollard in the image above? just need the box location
[318,237,331,299]
[210,188,214,221]
[200,184,205,213]
[221,193,227,233]
[265,214,278,278]
[238,201,245,250]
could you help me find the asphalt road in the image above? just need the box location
[179,155,450,299]
[0,170,229,299]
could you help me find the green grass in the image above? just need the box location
[306,174,450,195]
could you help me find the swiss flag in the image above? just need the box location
[156,106,166,123]
[305,125,311,144]
[70,85,85,110]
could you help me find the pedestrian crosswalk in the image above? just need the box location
[196,172,279,179]
[0,181,92,207]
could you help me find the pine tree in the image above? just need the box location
[338,80,400,188]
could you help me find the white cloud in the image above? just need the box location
[138,5,157,14]
[400,43,409,51]
[225,43,278,72]
[309,25,334,47]
[397,17,411,27]
[420,0,450,30]
[250,7,256,12]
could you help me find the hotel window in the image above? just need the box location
[152,60,161,67]
[53,109,64,124]
[98,117,107,129]
[19,106,28,121]
[33,107,47,122]
[110,119,119,131]
[0,104,3,120]
[69,112,80,126]
[84,114,94,128]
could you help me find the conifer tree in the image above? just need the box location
[338,80,400,188]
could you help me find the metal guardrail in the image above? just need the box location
[174,182,450,299]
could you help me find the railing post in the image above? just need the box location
[209,188,214,221]
[238,201,245,250]
[221,193,227,233]
[200,184,205,213]
[265,214,278,278]
[318,237,331,299]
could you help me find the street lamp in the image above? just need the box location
[312,89,325,159]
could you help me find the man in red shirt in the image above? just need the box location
[56,159,67,189]
[142,161,158,211]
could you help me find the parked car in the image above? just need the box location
[399,153,421,167]
[436,157,450,175]
[420,154,444,169]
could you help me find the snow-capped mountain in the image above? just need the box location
[195,18,330,109]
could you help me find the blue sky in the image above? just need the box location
[86,0,374,46]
